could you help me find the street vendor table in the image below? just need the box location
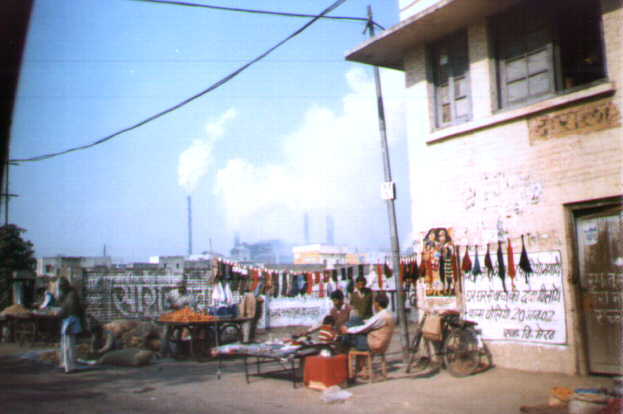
[1,312,61,346]
[214,342,334,388]
[157,317,251,361]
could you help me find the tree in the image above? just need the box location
[0,224,36,308]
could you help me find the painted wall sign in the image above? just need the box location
[265,297,332,328]
[529,99,621,142]
[463,250,566,344]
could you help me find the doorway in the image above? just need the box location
[573,202,622,375]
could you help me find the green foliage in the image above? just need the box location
[0,225,36,309]
[0,224,36,275]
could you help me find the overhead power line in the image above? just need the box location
[131,0,386,30]
[11,0,351,163]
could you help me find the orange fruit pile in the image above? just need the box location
[159,307,217,323]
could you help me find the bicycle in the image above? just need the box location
[406,309,492,377]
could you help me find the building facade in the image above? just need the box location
[348,0,622,375]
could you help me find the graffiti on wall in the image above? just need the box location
[529,98,621,142]
[463,250,566,344]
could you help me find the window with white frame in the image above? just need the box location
[492,0,606,109]
[431,30,471,128]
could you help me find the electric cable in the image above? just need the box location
[130,0,385,30]
[10,0,352,163]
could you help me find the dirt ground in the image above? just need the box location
[0,325,616,414]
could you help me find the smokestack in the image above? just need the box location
[326,215,334,245]
[304,212,310,245]
[187,195,193,256]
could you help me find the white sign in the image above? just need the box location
[463,251,566,345]
[380,181,395,200]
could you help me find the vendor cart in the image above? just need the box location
[5,312,61,346]
[158,317,250,361]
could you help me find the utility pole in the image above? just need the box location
[366,5,410,367]
[1,161,18,225]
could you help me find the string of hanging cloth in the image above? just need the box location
[211,234,535,298]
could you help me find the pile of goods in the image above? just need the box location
[159,307,217,323]
[0,304,32,318]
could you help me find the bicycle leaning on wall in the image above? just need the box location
[406,309,493,377]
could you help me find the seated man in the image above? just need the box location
[340,292,395,354]
[304,290,351,337]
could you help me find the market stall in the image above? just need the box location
[158,306,251,360]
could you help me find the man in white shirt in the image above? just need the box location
[340,292,395,354]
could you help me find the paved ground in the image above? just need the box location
[0,327,616,414]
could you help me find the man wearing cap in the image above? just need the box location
[160,280,196,357]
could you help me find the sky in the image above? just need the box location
[8,0,412,263]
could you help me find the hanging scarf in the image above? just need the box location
[400,261,406,285]
[281,272,289,297]
[358,264,365,278]
[331,269,338,282]
[340,268,347,281]
[519,235,533,283]
[472,246,482,279]
[319,279,325,298]
[497,241,507,293]
[461,246,473,273]
[484,244,494,279]
[384,263,392,278]
[507,239,517,290]
[411,255,420,281]
[453,245,461,294]
[306,272,314,294]
[376,263,384,290]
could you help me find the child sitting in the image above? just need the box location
[317,315,337,344]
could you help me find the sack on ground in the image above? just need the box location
[98,348,154,367]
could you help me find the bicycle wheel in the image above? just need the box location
[443,327,480,377]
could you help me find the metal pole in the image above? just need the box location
[4,162,9,225]
[366,5,410,366]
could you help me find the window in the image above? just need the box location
[493,0,606,109]
[431,30,471,128]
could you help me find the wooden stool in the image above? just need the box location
[348,349,387,383]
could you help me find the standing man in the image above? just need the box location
[56,277,84,374]
[160,280,195,357]
[239,285,261,344]
[349,276,373,322]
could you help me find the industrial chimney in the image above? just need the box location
[187,195,193,256]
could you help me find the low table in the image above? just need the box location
[215,342,333,388]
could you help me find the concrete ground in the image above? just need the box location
[0,327,616,414]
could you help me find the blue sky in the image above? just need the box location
[9,0,411,263]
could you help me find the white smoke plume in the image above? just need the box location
[178,108,237,193]
[214,68,407,247]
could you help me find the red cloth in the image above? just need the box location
[462,247,473,272]
[507,239,517,289]
[306,273,314,294]
[314,272,321,284]
[376,264,384,289]
[304,354,348,389]
[319,280,325,298]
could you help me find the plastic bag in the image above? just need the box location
[321,385,352,404]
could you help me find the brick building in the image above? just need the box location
[348,0,622,375]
